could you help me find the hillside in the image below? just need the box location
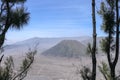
[42,40,86,58]
[3,37,89,55]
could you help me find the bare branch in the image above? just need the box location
[0,54,4,64]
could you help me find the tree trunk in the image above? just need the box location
[0,1,10,48]
[112,0,119,79]
[0,33,6,48]
[111,65,115,80]
[92,0,97,80]
[114,0,119,67]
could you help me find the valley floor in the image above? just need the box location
[10,54,108,80]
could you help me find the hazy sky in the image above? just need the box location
[6,0,104,43]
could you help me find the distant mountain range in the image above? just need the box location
[3,36,104,57]
[42,40,86,58]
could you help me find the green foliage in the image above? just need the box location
[10,7,30,29]
[80,66,92,80]
[87,43,92,55]
[98,62,111,80]
[98,2,107,15]
[98,0,119,79]
[98,1,115,55]
[0,0,30,47]
[98,2,115,34]
[106,0,115,9]
[0,50,36,80]
[102,11,115,34]
[86,43,98,56]
[98,0,115,57]
[0,0,29,29]
[100,37,115,54]
[0,0,34,80]
[0,56,14,80]
[100,38,109,53]
[17,50,36,80]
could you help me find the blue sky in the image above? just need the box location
[6,0,104,43]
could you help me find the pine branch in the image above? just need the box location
[11,50,36,80]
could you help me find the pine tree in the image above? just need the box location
[0,0,36,80]
[98,0,119,79]
[0,0,29,48]
[85,0,97,79]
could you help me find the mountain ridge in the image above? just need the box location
[42,40,87,58]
